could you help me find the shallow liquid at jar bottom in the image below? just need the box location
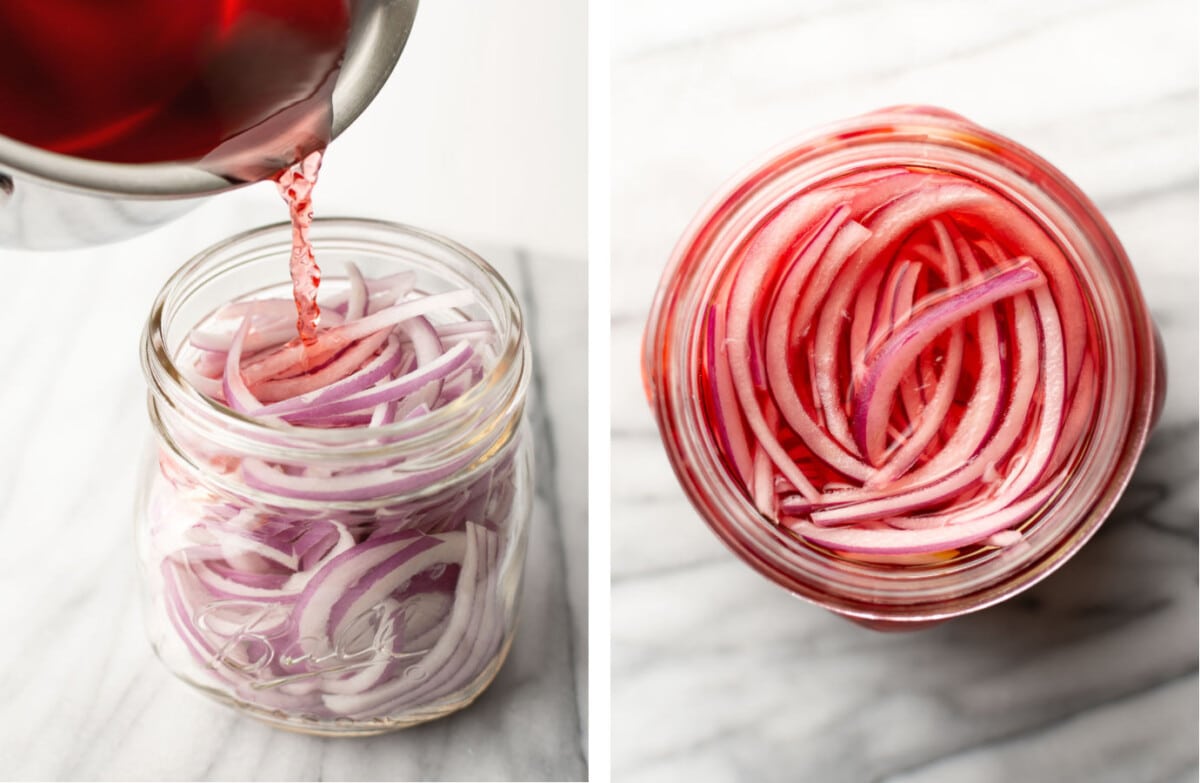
[696,167,1104,569]
[139,276,529,732]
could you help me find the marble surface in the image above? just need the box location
[0,203,587,780]
[611,1,1198,781]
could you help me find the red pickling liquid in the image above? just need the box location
[275,150,324,344]
[697,168,1103,555]
[0,0,350,181]
[644,107,1158,627]
[712,227,998,492]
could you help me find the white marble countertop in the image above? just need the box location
[0,202,587,780]
[611,1,1197,781]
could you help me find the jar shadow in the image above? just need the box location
[818,427,1199,776]
[921,421,1197,655]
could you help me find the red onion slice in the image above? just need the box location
[321,523,499,717]
[239,290,474,387]
[221,319,265,415]
[276,342,473,423]
[850,260,1044,465]
[240,444,480,502]
[253,335,405,412]
[344,261,369,320]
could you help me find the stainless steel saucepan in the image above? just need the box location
[0,0,418,250]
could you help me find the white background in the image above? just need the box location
[320,1,587,260]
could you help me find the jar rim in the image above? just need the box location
[643,106,1160,622]
[142,217,531,464]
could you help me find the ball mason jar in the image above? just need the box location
[137,218,532,734]
[643,106,1164,631]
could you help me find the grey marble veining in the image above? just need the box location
[0,209,587,781]
[611,0,1198,781]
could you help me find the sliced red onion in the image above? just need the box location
[239,289,474,387]
[763,219,873,486]
[850,260,1043,465]
[808,288,1043,525]
[321,523,499,717]
[728,203,852,499]
[148,268,519,724]
[291,533,446,656]
[250,330,394,405]
[398,316,447,411]
[276,342,473,423]
[701,172,1100,557]
[190,311,347,356]
[706,304,753,487]
[254,335,405,412]
[786,477,1059,554]
[221,319,264,415]
[240,444,480,503]
[369,399,399,428]
[344,261,368,320]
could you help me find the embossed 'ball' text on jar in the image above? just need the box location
[137,219,532,734]
[643,106,1165,631]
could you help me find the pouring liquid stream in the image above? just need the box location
[275,150,324,346]
[0,2,355,344]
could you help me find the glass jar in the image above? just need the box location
[643,106,1164,630]
[137,218,533,734]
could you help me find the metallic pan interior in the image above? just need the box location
[0,0,419,199]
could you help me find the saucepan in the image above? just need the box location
[0,0,418,250]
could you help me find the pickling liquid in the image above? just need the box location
[0,2,351,340]
[275,151,324,343]
[697,167,1102,560]
[0,0,349,182]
